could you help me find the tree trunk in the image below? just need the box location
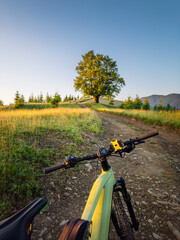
[93,96,100,103]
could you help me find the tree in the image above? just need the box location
[21,95,25,103]
[142,98,150,110]
[158,98,163,111]
[50,92,62,107]
[39,92,44,103]
[14,91,24,108]
[14,91,20,101]
[133,95,142,109]
[109,98,114,105]
[153,105,158,111]
[121,97,134,109]
[28,94,34,103]
[165,104,176,112]
[37,95,40,103]
[46,93,52,103]
[0,99,3,106]
[63,95,68,102]
[74,50,125,103]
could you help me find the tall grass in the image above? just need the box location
[88,105,180,130]
[0,108,102,219]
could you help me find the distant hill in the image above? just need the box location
[141,94,180,109]
[74,94,180,109]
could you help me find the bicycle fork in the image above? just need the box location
[114,177,139,231]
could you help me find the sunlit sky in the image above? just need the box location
[0,0,180,104]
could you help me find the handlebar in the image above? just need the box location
[134,130,159,142]
[44,130,159,174]
[44,154,98,174]
[123,130,159,146]
[44,164,65,174]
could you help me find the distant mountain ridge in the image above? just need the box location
[141,93,180,109]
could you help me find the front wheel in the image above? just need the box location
[111,191,135,240]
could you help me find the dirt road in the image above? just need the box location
[32,112,180,240]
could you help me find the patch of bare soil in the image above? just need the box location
[31,112,180,240]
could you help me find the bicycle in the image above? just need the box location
[0,130,159,240]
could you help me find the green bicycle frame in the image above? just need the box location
[81,168,116,240]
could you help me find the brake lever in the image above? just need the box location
[119,152,125,158]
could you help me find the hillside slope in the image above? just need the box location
[77,97,122,106]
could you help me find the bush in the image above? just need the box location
[120,97,134,109]
[154,103,176,112]
[109,99,114,105]
[14,98,24,108]
[50,92,62,107]
[14,91,25,108]
[0,100,3,106]
[133,95,142,109]
[142,98,150,110]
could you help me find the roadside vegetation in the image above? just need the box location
[0,108,102,219]
[120,96,177,112]
[88,104,180,130]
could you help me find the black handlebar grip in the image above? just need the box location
[135,130,159,142]
[44,164,65,174]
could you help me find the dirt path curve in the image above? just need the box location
[32,112,180,240]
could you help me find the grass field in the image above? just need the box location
[88,103,180,130]
[0,102,80,110]
[1,100,179,219]
[0,108,102,219]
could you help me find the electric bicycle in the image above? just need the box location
[0,130,159,240]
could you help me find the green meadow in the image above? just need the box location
[0,107,102,219]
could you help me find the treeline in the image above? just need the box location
[153,103,176,112]
[28,93,79,103]
[12,91,79,108]
[14,91,61,108]
[119,95,176,111]
[120,96,150,110]
[63,94,79,102]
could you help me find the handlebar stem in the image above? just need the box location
[97,148,111,171]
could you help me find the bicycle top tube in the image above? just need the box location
[81,168,116,240]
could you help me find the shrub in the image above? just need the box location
[14,98,24,108]
[14,91,25,108]
[109,99,114,105]
[0,100,3,106]
[121,97,134,109]
[133,95,142,109]
[142,98,150,110]
[50,92,62,107]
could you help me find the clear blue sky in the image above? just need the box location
[0,0,180,104]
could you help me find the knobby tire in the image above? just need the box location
[111,191,135,240]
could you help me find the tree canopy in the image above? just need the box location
[134,95,142,109]
[14,91,25,108]
[142,97,150,110]
[50,92,61,107]
[74,50,125,103]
